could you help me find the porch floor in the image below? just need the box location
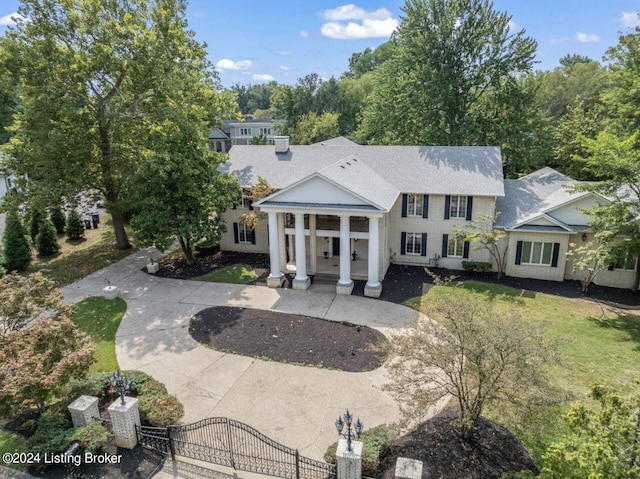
[286,255,368,280]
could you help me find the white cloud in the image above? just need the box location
[252,74,275,82]
[620,11,640,28]
[577,32,600,43]
[215,59,252,71]
[0,12,24,26]
[279,65,289,71]
[321,4,398,39]
[299,30,310,38]
[549,37,570,44]
[323,4,392,21]
[508,20,519,32]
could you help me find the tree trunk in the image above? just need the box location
[110,209,131,250]
[178,236,194,265]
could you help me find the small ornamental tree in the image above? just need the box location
[35,218,60,256]
[1,212,31,272]
[241,177,276,230]
[65,209,85,240]
[566,241,613,293]
[0,317,95,415]
[0,273,94,415]
[50,207,66,234]
[0,272,66,335]
[453,213,508,279]
[385,278,557,440]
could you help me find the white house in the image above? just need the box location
[208,118,284,152]
[218,137,638,296]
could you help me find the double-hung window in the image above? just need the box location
[405,233,422,255]
[238,223,252,244]
[449,195,468,219]
[615,251,637,270]
[447,237,464,258]
[521,241,553,265]
[407,194,423,217]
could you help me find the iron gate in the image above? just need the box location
[136,417,336,479]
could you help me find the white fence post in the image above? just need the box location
[336,438,362,479]
[108,396,141,449]
[67,395,100,427]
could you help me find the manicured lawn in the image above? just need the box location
[0,430,28,472]
[194,264,257,284]
[27,215,136,287]
[72,296,127,373]
[404,281,640,465]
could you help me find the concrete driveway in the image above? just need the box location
[62,249,430,461]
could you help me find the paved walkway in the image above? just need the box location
[62,248,434,474]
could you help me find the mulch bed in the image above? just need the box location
[360,264,640,308]
[152,251,639,308]
[378,407,539,479]
[151,250,271,282]
[189,306,388,372]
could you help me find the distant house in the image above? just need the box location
[218,137,638,296]
[208,117,285,153]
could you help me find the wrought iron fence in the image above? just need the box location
[136,417,336,479]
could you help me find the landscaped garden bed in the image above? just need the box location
[152,250,270,281]
[189,306,388,372]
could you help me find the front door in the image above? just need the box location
[332,237,340,256]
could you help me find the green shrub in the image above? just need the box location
[29,209,43,245]
[65,210,85,240]
[27,405,72,456]
[2,213,31,272]
[138,395,184,427]
[123,370,152,395]
[140,378,169,397]
[35,219,60,256]
[461,261,493,273]
[50,207,66,235]
[324,424,390,476]
[68,422,111,454]
[63,372,113,400]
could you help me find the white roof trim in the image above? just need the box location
[515,213,574,232]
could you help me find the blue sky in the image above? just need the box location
[1,1,639,88]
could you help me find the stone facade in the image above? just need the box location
[108,397,141,449]
[68,395,99,427]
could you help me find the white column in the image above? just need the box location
[278,213,287,273]
[293,213,310,290]
[309,214,317,275]
[337,215,354,294]
[365,216,382,298]
[108,397,141,449]
[267,212,284,287]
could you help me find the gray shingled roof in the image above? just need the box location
[496,167,587,229]
[313,136,358,146]
[221,143,505,197]
[315,155,399,210]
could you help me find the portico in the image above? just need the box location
[254,157,395,297]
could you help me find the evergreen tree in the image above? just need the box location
[35,219,59,256]
[2,213,31,272]
[49,207,66,235]
[28,209,42,245]
[65,210,85,241]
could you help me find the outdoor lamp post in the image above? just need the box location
[335,410,363,452]
[110,370,132,405]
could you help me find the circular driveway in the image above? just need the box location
[63,249,431,461]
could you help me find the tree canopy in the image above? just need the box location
[2,0,236,249]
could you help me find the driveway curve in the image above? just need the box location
[62,248,432,460]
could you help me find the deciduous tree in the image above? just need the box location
[453,213,508,279]
[385,282,556,440]
[566,241,613,293]
[359,0,537,150]
[2,0,229,250]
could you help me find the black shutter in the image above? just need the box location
[248,200,254,211]
[401,232,407,255]
[233,223,239,244]
[608,263,615,271]
[442,234,449,258]
[421,233,427,256]
[422,195,429,219]
[466,196,473,220]
[251,228,256,245]
[515,241,523,265]
[444,195,451,219]
[551,242,560,267]
[401,194,408,217]
[463,241,470,259]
